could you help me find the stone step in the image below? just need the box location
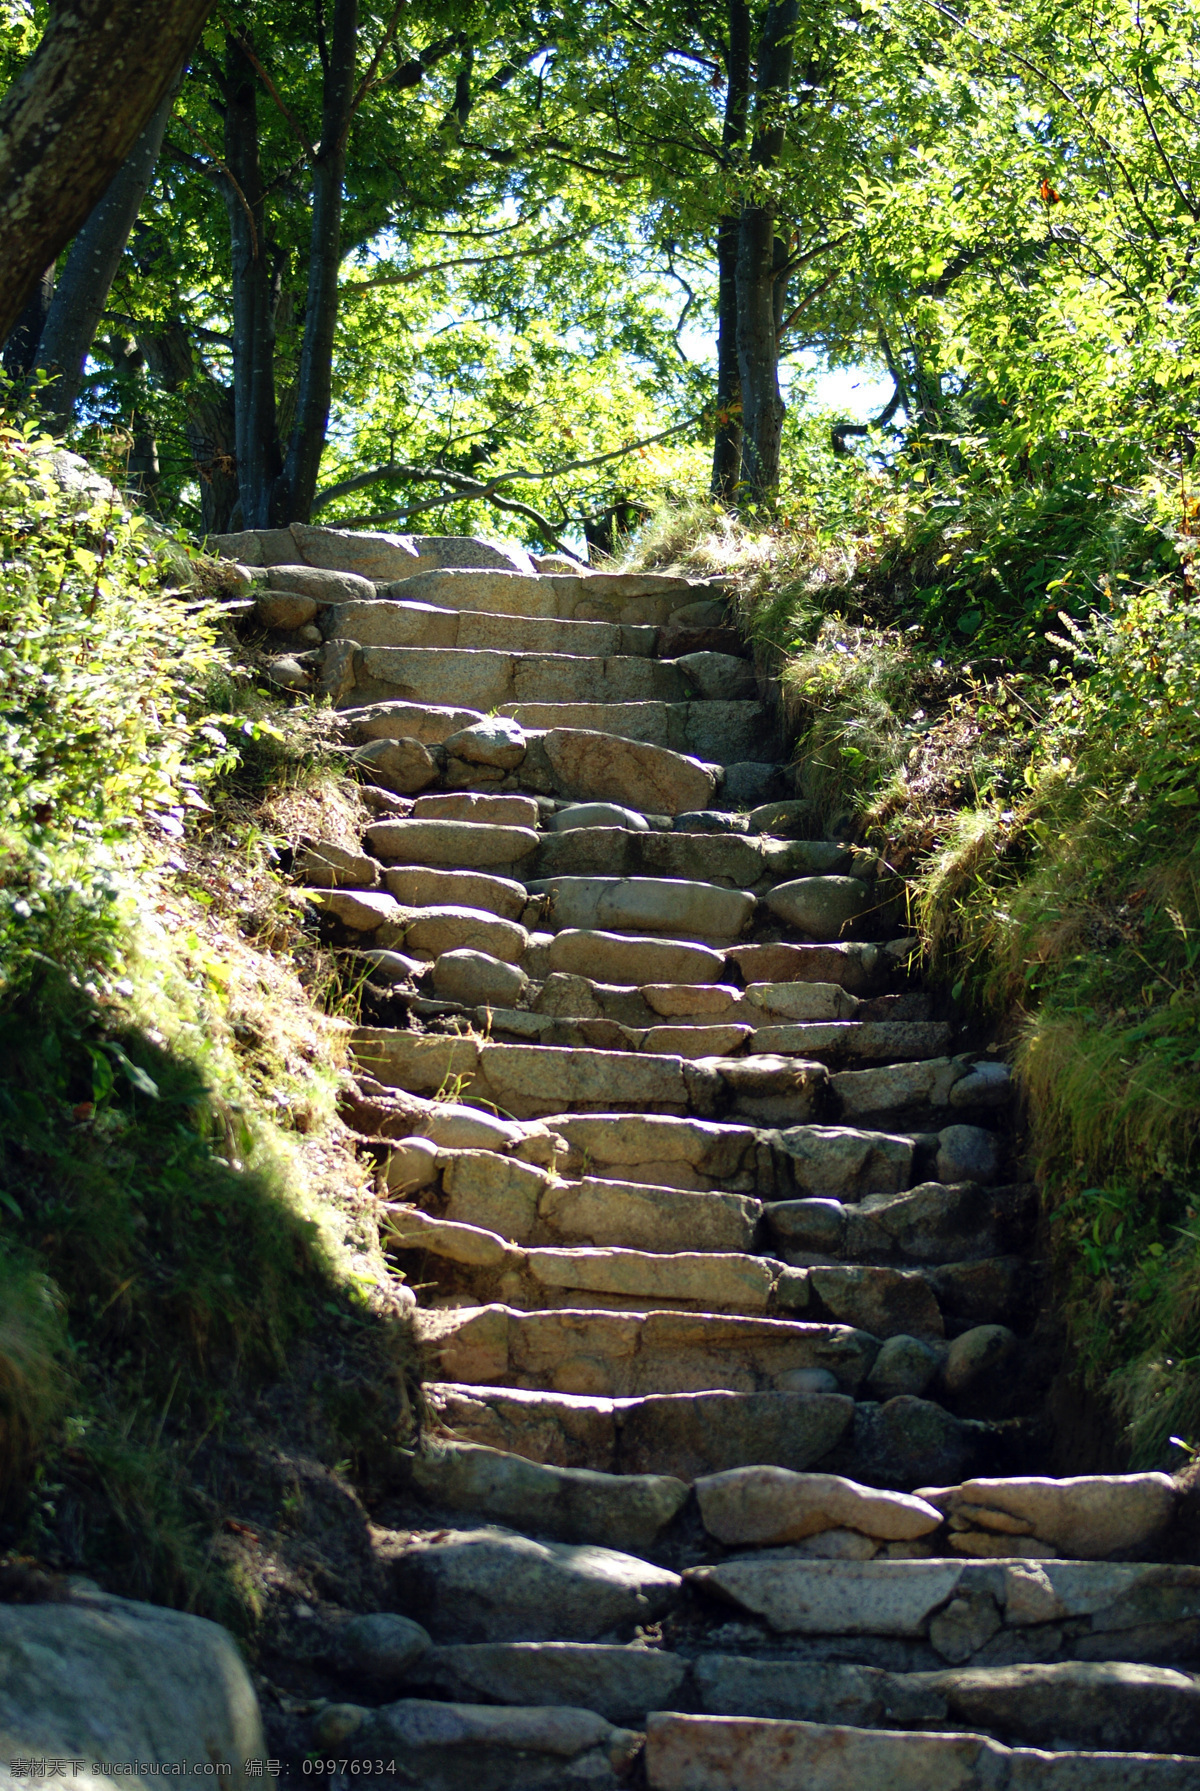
[767,1181,1037,1267]
[405,1438,689,1552]
[501,699,774,763]
[526,874,756,941]
[340,644,752,712]
[320,597,662,656]
[415,1302,878,1398]
[403,1644,1200,1755]
[311,1694,640,1788]
[362,727,720,818]
[350,1028,829,1121]
[474,1008,953,1067]
[528,827,872,889]
[728,939,917,992]
[388,1212,1024,1336]
[642,1713,1198,1791]
[424,1381,990,1485]
[684,1554,1200,1668]
[346,695,774,762]
[377,564,717,624]
[212,523,539,580]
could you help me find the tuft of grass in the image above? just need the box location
[0,1251,66,1508]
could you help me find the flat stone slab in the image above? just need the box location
[322,598,656,657]
[541,726,717,816]
[364,818,540,868]
[528,874,755,940]
[695,1467,943,1546]
[314,1696,639,1788]
[389,1525,681,1642]
[425,1382,857,1480]
[933,1474,1178,1560]
[548,929,727,986]
[545,1113,762,1184]
[728,940,903,992]
[643,1713,1199,1791]
[690,1556,966,1636]
[384,866,530,920]
[414,1641,687,1726]
[407,1440,688,1551]
[416,1303,879,1397]
[539,1178,762,1253]
[351,645,687,710]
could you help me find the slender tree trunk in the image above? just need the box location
[0,0,216,344]
[1,266,54,378]
[735,0,799,504]
[279,0,358,524]
[224,33,284,529]
[37,79,182,428]
[107,334,162,506]
[137,322,239,534]
[711,0,752,503]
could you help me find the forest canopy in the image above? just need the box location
[0,0,1197,610]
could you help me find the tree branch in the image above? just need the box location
[343,231,583,295]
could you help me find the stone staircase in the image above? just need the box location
[218,521,1200,1789]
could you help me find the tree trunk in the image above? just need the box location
[736,204,785,501]
[1,266,54,379]
[223,32,284,530]
[37,79,182,428]
[0,0,216,344]
[279,0,358,524]
[735,0,799,505]
[137,322,239,535]
[711,0,752,503]
[107,334,163,507]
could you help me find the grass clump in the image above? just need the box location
[0,419,416,1621]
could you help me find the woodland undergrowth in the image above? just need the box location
[0,420,418,1631]
[627,451,1200,1468]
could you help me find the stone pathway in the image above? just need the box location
[219,522,1200,1788]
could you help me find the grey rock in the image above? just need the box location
[644,1711,1200,1791]
[617,1390,856,1481]
[551,802,650,831]
[929,1591,1004,1663]
[867,1334,943,1401]
[939,1659,1200,1754]
[937,1124,1001,1185]
[256,590,318,629]
[339,1612,432,1688]
[444,717,528,768]
[840,1396,983,1489]
[407,1440,689,1551]
[266,561,375,602]
[295,840,379,889]
[0,1596,264,1782]
[767,1198,847,1253]
[776,1126,914,1199]
[687,1555,965,1635]
[949,1060,1013,1109]
[720,761,788,805]
[267,654,312,690]
[674,651,757,701]
[766,876,871,939]
[316,1698,638,1791]
[673,810,750,833]
[943,1325,1017,1394]
[747,799,815,836]
[433,949,529,1008]
[389,1526,682,1642]
[693,1654,946,1725]
[414,1640,687,1725]
[352,734,440,794]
